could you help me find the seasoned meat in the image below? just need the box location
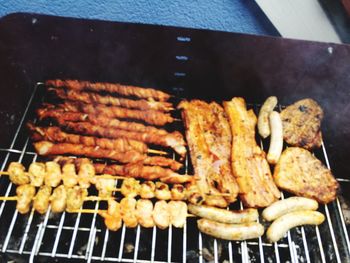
[50,185,67,213]
[169,201,187,228]
[171,184,186,201]
[121,178,141,198]
[16,184,36,214]
[28,162,46,187]
[8,162,29,185]
[120,197,138,228]
[92,177,115,198]
[136,199,154,228]
[33,185,52,214]
[274,147,338,204]
[62,163,79,187]
[140,181,155,199]
[45,161,62,187]
[280,99,323,149]
[66,186,88,212]
[155,182,171,200]
[223,97,280,208]
[153,200,170,229]
[100,199,122,231]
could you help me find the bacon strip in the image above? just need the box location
[28,123,148,153]
[50,88,174,112]
[46,79,171,101]
[34,141,182,171]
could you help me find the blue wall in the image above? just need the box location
[0,0,277,35]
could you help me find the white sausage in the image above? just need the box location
[262,196,318,221]
[267,210,325,243]
[188,204,258,224]
[197,219,264,241]
[267,111,283,164]
[258,96,278,138]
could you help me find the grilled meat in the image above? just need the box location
[8,162,29,185]
[273,147,338,203]
[33,185,52,214]
[16,184,36,214]
[50,88,173,111]
[120,178,141,198]
[57,101,174,126]
[50,185,67,213]
[28,162,46,187]
[29,124,149,154]
[34,141,182,170]
[44,161,62,187]
[66,186,88,212]
[136,199,155,228]
[179,100,239,207]
[120,197,138,228]
[99,199,122,231]
[168,201,187,228]
[62,163,79,187]
[153,200,170,229]
[223,97,280,208]
[46,79,171,101]
[140,181,156,199]
[280,99,323,149]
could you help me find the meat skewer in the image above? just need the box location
[33,141,182,171]
[57,101,175,126]
[28,124,167,155]
[50,88,174,112]
[46,79,171,102]
[36,107,186,157]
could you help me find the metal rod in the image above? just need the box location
[213,239,218,263]
[87,227,97,263]
[167,224,172,263]
[133,225,141,263]
[151,225,157,263]
[68,210,83,257]
[315,226,326,262]
[85,201,100,260]
[51,212,66,257]
[101,229,109,261]
[118,224,126,261]
[198,232,203,263]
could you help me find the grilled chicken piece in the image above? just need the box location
[66,186,88,212]
[91,177,116,198]
[280,99,323,150]
[62,163,79,187]
[16,184,36,214]
[140,181,156,199]
[136,199,155,228]
[78,159,95,189]
[46,79,171,102]
[50,185,67,213]
[28,162,46,187]
[33,185,52,214]
[179,100,239,207]
[99,199,122,231]
[120,197,138,228]
[169,201,187,228]
[121,178,141,198]
[8,162,29,185]
[45,161,62,187]
[223,97,280,208]
[155,182,171,200]
[274,147,338,203]
[153,200,170,229]
[171,184,186,201]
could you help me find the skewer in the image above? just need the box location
[147,149,168,155]
[0,196,110,201]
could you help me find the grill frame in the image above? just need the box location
[0,13,350,263]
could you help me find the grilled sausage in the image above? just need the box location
[197,219,264,241]
[188,204,258,224]
[258,96,278,138]
[267,210,325,243]
[262,196,318,221]
[267,111,283,164]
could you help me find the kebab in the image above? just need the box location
[50,88,174,112]
[46,79,171,102]
[28,124,167,155]
[33,141,182,171]
[56,101,175,126]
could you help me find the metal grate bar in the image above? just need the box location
[182,222,186,263]
[151,226,157,263]
[87,227,97,263]
[228,241,233,263]
[213,238,218,263]
[168,224,172,263]
[118,224,127,261]
[101,229,109,260]
[19,209,36,253]
[51,212,66,257]
[198,232,203,263]
[315,226,326,262]
[68,210,83,257]
[133,225,141,262]
[85,200,100,260]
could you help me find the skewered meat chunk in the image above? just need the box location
[45,161,62,187]
[16,184,36,214]
[140,181,156,199]
[223,97,280,208]
[50,185,67,213]
[100,199,122,231]
[34,141,182,171]
[29,124,149,154]
[120,197,138,228]
[121,178,141,198]
[46,79,171,102]
[50,88,173,112]
[153,200,170,229]
[28,162,46,187]
[33,185,52,214]
[77,159,95,189]
[92,177,116,198]
[185,182,205,205]
[169,201,187,228]
[8,162,29,185]
[57,101,175,126]
[155,182,171,200]
[136,199,154,228]
[171,184,186,201]
[62,163,79,187]
[66,186,88,212]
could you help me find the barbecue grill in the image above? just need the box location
[0,13,350,262]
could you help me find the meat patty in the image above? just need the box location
[280,99,323,149]
[273,147,338,204]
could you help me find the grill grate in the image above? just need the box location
[0,83,350,263]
